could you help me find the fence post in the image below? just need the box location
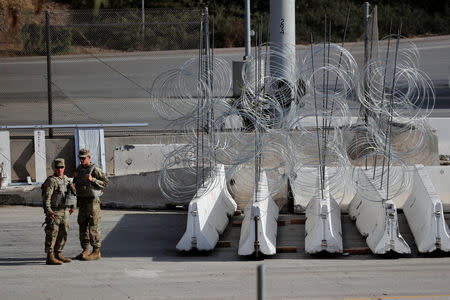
[244,0,251,60]
[45,10,53,138]
[141,0,145,45]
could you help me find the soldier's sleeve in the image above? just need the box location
[42,178,55,215]
[92,167,108,189]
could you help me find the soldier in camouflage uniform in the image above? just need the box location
[42,158,76,265]
[73,148,108,261]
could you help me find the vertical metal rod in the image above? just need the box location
[257,264,265,300]
[386,24,402,201]
[310,34,323,199]
[363,2,370,170]
[141,0,145,44]
[257,17,263,179]
[373,14,391,181]
[369,6,376,61]
[379,19,393,189]
[254,20,259,201]
[327,6,350,129]
[210,14,215,167]
[320,15,327,190]
[244,0,251,59]
[45,11,53,138]
[322,19,331,190]
[204,7,212,173]
[364,2,370,67]
[196,17,204,189]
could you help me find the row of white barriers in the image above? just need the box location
[177,164,450,256]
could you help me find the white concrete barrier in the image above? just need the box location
[305,170,343,254]
[238,171,279,256]
[403,165,450,253]
[176,164,237,251]
[429,118,450,155]
[0,131,11,189]
[114,144,186,175]
[349,168,411,254]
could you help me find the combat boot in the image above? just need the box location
[55,252,72,263]
[46,252,63,265]
[84,247,101,261]
[75,245,90,260]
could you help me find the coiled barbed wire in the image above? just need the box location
[151,36,434,206]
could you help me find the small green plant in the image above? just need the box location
[20,22,72,55]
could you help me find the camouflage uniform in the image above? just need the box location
[42,174,74,253]
[74,163,108,249]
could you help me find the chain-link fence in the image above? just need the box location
[0,8,205,136]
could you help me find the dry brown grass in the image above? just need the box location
[0,1,71,56]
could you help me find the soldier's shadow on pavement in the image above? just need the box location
[0,258,45,266]
[101,213,243,262]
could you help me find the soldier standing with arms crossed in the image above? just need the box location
[74,148,108,261]
[42,158,76,265]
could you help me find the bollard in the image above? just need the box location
[257,264,264,300]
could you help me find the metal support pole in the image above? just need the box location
[257,264,265,300]
[45,11,53,138]
[141,0,145,44]
[364,2,370,67]
[244,0,251,60]
[254,215,260,257]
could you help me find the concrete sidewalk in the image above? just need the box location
[1,206,450,299]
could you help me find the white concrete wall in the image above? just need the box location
[113,144,186,176]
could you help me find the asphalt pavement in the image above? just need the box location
[0,35,449,133]
[1,205,450,300]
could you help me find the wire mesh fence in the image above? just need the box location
[0,8,204,136]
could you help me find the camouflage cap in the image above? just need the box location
[53,158,65,168]
[78,148,90,158]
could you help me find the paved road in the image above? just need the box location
[1,205,450,300]
[0,36,449,130]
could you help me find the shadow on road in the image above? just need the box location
[0,257,44,266]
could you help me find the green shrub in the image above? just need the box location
[20,22,72,55]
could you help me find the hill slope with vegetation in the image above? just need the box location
[1,0,448,55]
[60,0,449,47]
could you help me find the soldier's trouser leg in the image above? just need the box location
[54,209,70,252]
[44,210,64,253]
[89,198,102,248]
[78,197,101,248]
[77,201,91,248]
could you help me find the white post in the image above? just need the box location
[34,130,47,183]
[0,131,11,188]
